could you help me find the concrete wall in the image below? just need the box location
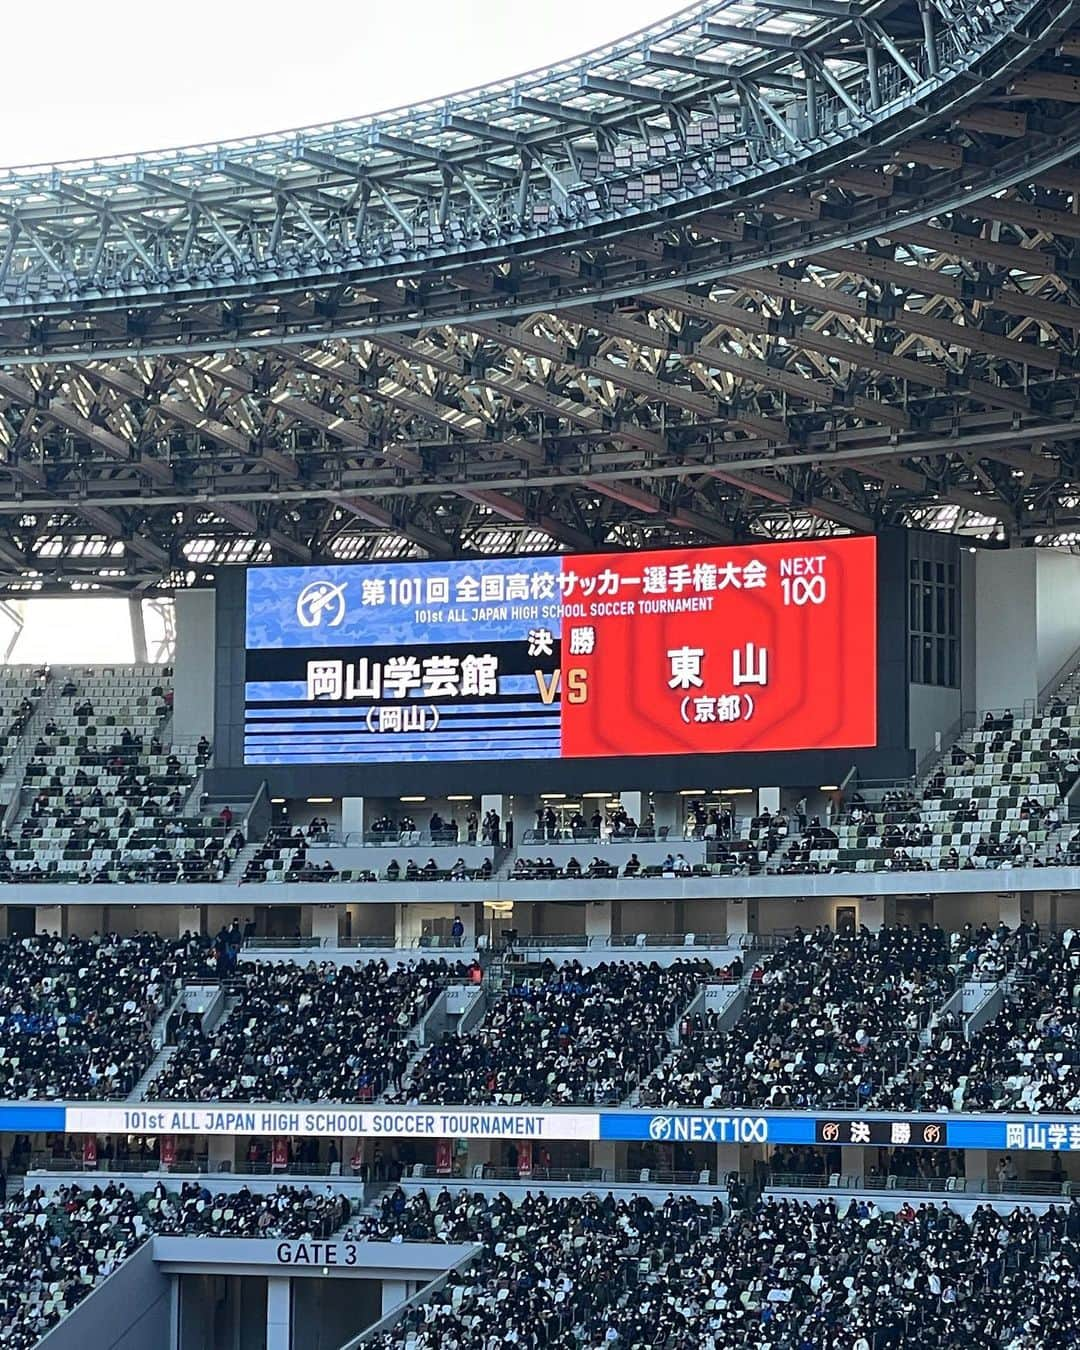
[754,896,862,935]
[9,863,1080,911]
[974,548,1080,713]
[155,1236,473,1279]
[975,550,1038,711]
[1035,549,1080,693]
[307,845,493,873]
[35,1243,171,1350]
[173,590,217,743]
[960,549,977,715]
[908,682,962,768]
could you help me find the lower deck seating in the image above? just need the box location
[361,1189,1080,1350]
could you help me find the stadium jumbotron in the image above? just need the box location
[1,0,1080,1346]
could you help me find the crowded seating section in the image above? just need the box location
[1,925,1079,1118]
[4,1182,1080,1350]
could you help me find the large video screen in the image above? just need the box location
[243,536,877,764]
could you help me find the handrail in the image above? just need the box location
[403,1165,724,1187]
[33,1234,153,1350]
[28,1156,371,1179]
[243,936,325,950]
[344,830,492,848]
[244,779,270,838]
[915,711,970,781]
[241,931,749,953]
[764,1172,1070,1199]
[345,1245,482,1348]
[1038,640,1080,707]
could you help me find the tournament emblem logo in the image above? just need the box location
[296,580,347,629]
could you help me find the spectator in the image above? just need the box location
[149,957,464,1103]
[641,926,956,1110]
[399,959,711,1105]
[365,1192,1080,1350]
[0,932,214,1100]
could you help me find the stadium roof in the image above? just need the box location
[1,0,1080,593]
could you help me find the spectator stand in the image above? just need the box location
[239,833,496,885]
[359,1190,1080,1350]
[145,956,470,1105]
[0,1182,152,1349]
[0,931,215,1101]
[636,926,959,1111]
[398,958,715,1107]
[755,665,1080,876]
[504,837,709,882]
[7,665,226,885]
[0,666,54,811]
[878,928,1080,1114]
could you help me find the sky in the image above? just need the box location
[0,0,681,658]
[0,0,681,166]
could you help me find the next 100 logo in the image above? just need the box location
[647,1115,768,1143]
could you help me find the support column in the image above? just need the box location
[35,906,65,937]
[725,900,749,940]
[128,598,148,665]
[311,905,340,947]
[844,1147,868,1184]
[621,792,644,830]
[757,787,780,816]
[651,792,680,841]
[207,1136,234,1173]
[1033,891,1054,929]
[340,797,365,843]
[480,794,507,844]
[510,796,535,846]
[591,1140,618,1177]
[266,1277,291,1350]
[467,1140,493,1176]
[585,901,612,946]
[860,897,884,932]
[177,904,203,938]
[966,1150,990,1190]
[172,590,217,742]
[381,1281,409,1317]
[716,1143,740,1182]
[999,893,1022,929]
[459,905,477,949]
